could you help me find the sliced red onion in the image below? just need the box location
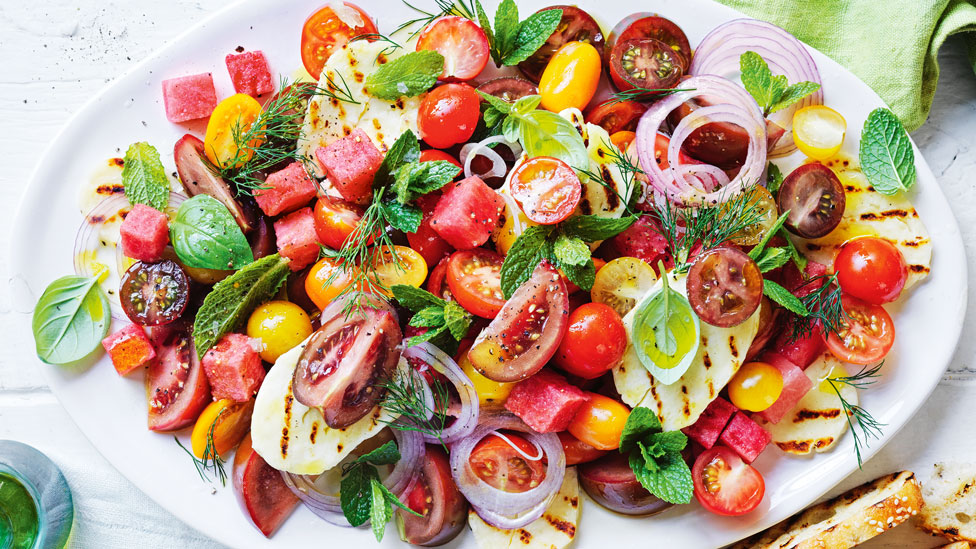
[450,412,566,529]
[460,136,522,180]
[635,75,766,206]
[401,342,479,444]
[689,18,824,156]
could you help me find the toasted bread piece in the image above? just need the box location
[937,542,971,549]
[918,462,976,543]
[731,471,923,549]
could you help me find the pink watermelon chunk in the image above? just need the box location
[682,397,737,450]
[772,324,826,370]
[757,352,814,424]
[254,162,318,216]
[274,207,321,271]
[202,333,266,402]
[120,204,169,262]
[504,370,588,433]
[102,323,156,376]
[161,73,218,123]
[720,412,772,463]
[315,129,383,205]
[783,260,828,298]
[225,50,274,97]
[430,176,504,250]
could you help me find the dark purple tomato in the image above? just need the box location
[605,13,691,68]
[398,445,468,546]
[778,163,846,238]
[686,247,763,328]
[476,77,539,102]
[609,38,684,93]
[120,260,190,326]
[579,453,673,516]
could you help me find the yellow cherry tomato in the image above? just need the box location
[246,300,313,363]
[792,105,847,160]
[591,257,658,316]
[728,361,784,412]
[539,41,602,113]
[369,246,428,296]
[567,393,630,451]
[610,130,637,151]
[727,186,778,247]
[204,93,263,169]
[306,257,357,311]
[190,398,254,459]
[458,345,514,405]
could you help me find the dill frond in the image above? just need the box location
[826,364,885,468]
[174,407,228,486]
[578,138,644,216]
[605,87,694,106]
[378,368,450,447]
[350,33,403,56]
[394,0,475,39]
[790,273,847,341]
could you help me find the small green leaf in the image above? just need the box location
[407,325,448,347]
[648,430,688,454]
[763,279,810,316]
[560,259,596,292]
[770,81,821,114]
[632,451,693,504]
[492,0,520,63]
[748,210,789,262]
[474,0,496,62]
[170,195,254,270]
[766,163,784,195]
[502,116,521,143]
[370,478,392,541]
[859,108,916,195]
[32,275,110,364]
[755,247,790,273]
[619,407,662,453]
[553,234,590,266]
[364,50,444,100]
[340,464,374,527]
[504,8,563,65]
[639,440,666,465]
[561,214,636,241]
[375,131,421,190]
[511,94,542,115]
[394,160,460,204]
[409,306,445,328]
[499,225,554,298]
[519,109,589,171]
[122,142,171,211]
[381,201,423,233]
[358,440,401,466]
[781,227,808,271]
[376,480,421,516]
[477,90,514,115]
[443,301,473,341]
[391,285,445,312]
[740,51,777,110]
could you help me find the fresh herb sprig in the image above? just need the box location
[378,369,451,446]
[791,272,846,341]
[340,441,421,541]
[175,408,228,487]
[394,0,478,39]
[122,142,171,211]
[619,407,693,504]
[32,275,110,365]
[825,363,885,467]
[391,285,473,353]
[605,87,694,106]
[740,51,821,118]
[479,92,589,170]
[859,108,916,196]
[350,33,403,56]
[467,0,563,66]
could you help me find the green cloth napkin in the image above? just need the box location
[714,0,976,131]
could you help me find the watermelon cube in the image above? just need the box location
[720,412,772,463]
[757,352,814,424]
[607,215,671,269]
[430,176,504,250]
[682,397,737,449]
[225,50,274,97]
[102,323,156,376]
[783,260,828,298]
[504,370,588,433]
[254,162,318,216]
[202,333,266,402]
[772,323,826,370]
[315,129,383,205]
[406,194,453,267]
[161,73,218,123]
[120,204,169,262]
[274,207,321,271]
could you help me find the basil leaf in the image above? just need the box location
[122,142,170,211]
[762,279,810,316]
[619,407,662,454]
[370,478,392,541]
[357,440,400,466]
[561,214,636,241]
[501,116,521,143]
[170,195,254,270]
[770,81,821,114]
[493,0,520,64]
[859,108,916,195]
[391,284,445,312]
[519,109,589,171]
[364,51,444,101]
[375,131,421,190]
[193,254,291,356]
[553,234,590,266]
[632,274,701,385]
[499,225,554,298]
[381,201,423,233]
[504,8,563,66]
[766,163,784,195]
[32,275,110,364]
[511,94,542,116]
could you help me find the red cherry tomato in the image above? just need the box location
[585,100,648,134]
[692,446,765,516]
[558,431,609,466]
[313,195,367,250]
[300,2,377,80]
[446,249,505,318]
[406,194,454,268]
[418,83,481,150]
[419,149,463,169]
[653,132,696,170]
[825,294,895,365]
[834,237,907,304]
[509,156,582,225]
[469,433,547,493]
[416,16,490,81]
[427,256,454,301]
[555,303,628,379]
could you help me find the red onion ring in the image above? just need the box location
[635,75,766,206]
[460,136,522,180]
[689,18,824,156]
[401,342,479,444]
[450,411,566,529]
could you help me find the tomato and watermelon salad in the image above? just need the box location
[31,0,929,545]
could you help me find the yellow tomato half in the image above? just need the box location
[539,41,602,113]
[190,398,254,459]
[246,300,313,363]
[458,346,515,405]
[369,246,427,296]
[591,257,658,316]
[306,257,357,311]
[728,361,784,412]
[792,105,847,160]
[204,93,263,169]
[567,393,630,451]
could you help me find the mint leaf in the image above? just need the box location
[32,275,110,365]
[766,163,783,195]
[391,285,445,312]
[561,259,596,291]
[376,480,420,516]
[193,254,291,357]
[632,451,693,504]
[370,478,392,541]
[859,108,916,195]
[375,131,421,190]
[505,8,562,65]
[648,430,688,454]
[740,52,779,111]
[492,0,520,64]
[407,325,448,347]
[171,195,254,270]
[358,440,400,466]
[639,440,666,466]
[477,90,514,115]
[763,279,809,316]
[781,227,808,271]
[748,210,789,262]
[770,81,821,114]
[122,142,171,211]
[364,51,444,100]
[619,407,662,453]
[443,301,473,341]
[381,201,423,233]
[562,214,636,241]
[553,234,590,266]
[500,225,555,298]
[340,464,374,527]
[394,160,460,204]
[474,0,496,62]
[755,247,790,273]
[409,306,445,328]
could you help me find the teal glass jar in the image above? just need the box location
[0,441,73,549]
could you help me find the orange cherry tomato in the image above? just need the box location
[204,94,263,169]
[305,257,357,311]
[300,2,377,80]
[313,195,367,250]
[567,393,630,451]
[610,130,637,151]
[190,398,254,459]
[538,41,602,113]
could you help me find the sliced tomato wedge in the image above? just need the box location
[427,256,454,302]
[399,445,468,545]
[585,99,647,134]
[416,16,490,81]
[233,433,300,537]
[469,432,547,492]
[825,294,895,365]
[468,261,570,382]
[446,249,506,319]
[509,156,581,225]
[300,2,377,80]
[146,325,211,431]
[692,446,765,516]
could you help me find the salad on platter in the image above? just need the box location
[30,0,934,545]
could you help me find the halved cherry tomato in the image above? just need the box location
[518,6,605,83]
[313,195,367,250]
[120,260,189,326]
[825,294,895,365]
[835,237,907,304]
[419,149,463,169]
[146,325,211,431]
[539,41,602,113]
[427,256,454,301]
[469,432,547,493]
[246,301,313,363]
[468,262,570,382]
[610,130,637,151]
[300,2,377,80]
[477,77,539,102]
[416,16,489,81]
[727,362,783,413]
[204,94,263,169]
[579,452,672,516]
[727,186,778,247]
[793,105,847,160]
[233,433,300,537]
[558,431,609,466]
[407,194,454,268]
[778,163,846,239]
[418,83,481,150]
[686,247,763,328]
[606,13,691,68]
[191,398,255,459]
[509,156,581,225]
[458,343,515,405]
[693,446,765,516]
[586,100,647,134]
[446,249,506,318]
[370,246,428,295]
[555,303,627,379]
[652,132,695,171]
[305,257,356,311]
[399,445,468,546]
[591,256,658,316]
[567,393,630,451]
[609,38,684,93]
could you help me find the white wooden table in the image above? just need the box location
[1,2,974,547]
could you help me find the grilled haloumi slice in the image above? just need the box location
[468,468,580,549]
[612,273,760,431]
[560,108,632,219]
[756,353,856,455]
[250,337,396,475]
[794,168,932,292]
